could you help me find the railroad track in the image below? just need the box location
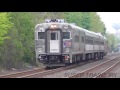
[14,56,119,78]
[69,56,120,78]
[0,68,46,78]
[16,64,82,78]
[0,54,119,78]
[0,59,103,78]
[0,63,81,78]
[18,58,113,78]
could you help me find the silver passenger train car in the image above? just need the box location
[35,19,108,68]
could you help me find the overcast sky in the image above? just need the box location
[97,12,120,34]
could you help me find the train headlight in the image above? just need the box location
[50,24,57,29]
[38,55,41,59]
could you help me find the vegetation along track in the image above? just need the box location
[69,56,120,78]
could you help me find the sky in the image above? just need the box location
[97,12,120,34]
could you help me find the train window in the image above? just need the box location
[63,32,70,39]
[75,35,79,42]
[100,42,104,45]
[38,32,45,39]
[51,32,58,40]
[86,36,93,44]
[90,40,93,44]
[95,41,99,45]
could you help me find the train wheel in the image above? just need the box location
[99,53,103,60]
[101,53,103,59]
[94,53,96,60]
[86,54,89,61]
[46,66,51,69]
[65,63,69,66]
[80,55,83,61]
[98,53,101,60]
[74,56,77,64]
[88,54,89,60]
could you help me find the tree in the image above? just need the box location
[10,12,36,65]
[0,12,13,45]
[89,12,106,34]
[0,12,108,69]
[105,32,117,52]
[64,12,106,34]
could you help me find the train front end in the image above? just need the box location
[35,19,72,67]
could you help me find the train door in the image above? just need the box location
[46,30,61,53]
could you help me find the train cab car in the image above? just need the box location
[35,19,108,68]
[35,19,73,67]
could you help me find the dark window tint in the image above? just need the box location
[51,32,58,40]
[100,41,104,45]
[86,36,93,44]
[38,32,45,39]
[51,33,56,40]
[63,32,70,39]
[95,41,99,45]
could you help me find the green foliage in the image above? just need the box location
[10,12,36,64]
[105,33,115,50]
[89,12,106,34]
[65,12,83,26]
[0,13,13,45]
[115,36,120,47]
[0,12,36,69]
[65,12,106,34]
[0,12,108,69]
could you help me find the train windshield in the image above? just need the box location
[51,32,58,40]
[63,32,70,39]
[38,32,45,39]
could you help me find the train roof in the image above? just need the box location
[70,23,105,38]
[35,19,106,40]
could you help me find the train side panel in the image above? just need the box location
[35,20,108,67]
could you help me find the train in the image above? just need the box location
[35,19,108,68]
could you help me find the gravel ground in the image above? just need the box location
[82,57,120,78]
[0,62,45,76]
[0,52,119,77]
[41,55,120,78]
[105,62,120,78]
[0,66,38,76]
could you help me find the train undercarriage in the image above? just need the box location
[38,54,70,68]
[37,52,106,68]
